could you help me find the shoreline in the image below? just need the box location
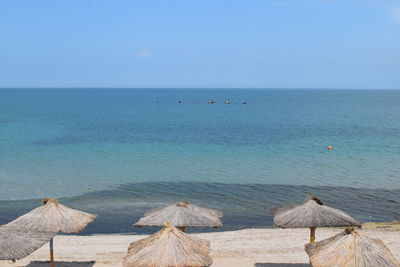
[65,221,400,236]
[2,183,399,235]
[3,223,399,267]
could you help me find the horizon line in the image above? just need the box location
[0,87,399,90]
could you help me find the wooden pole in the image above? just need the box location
[310,227,316,243]
[43,200,55,267]
[177,226,187,232]
[50,237,54,267]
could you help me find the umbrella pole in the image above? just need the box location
[177,226,186,232]
[310,227,316,243]
[50,237,54,267]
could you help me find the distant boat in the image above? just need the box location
[208,100,215,104]
[224,101,231,104]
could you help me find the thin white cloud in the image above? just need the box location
[136,50,153,59]
[391,6,400,22]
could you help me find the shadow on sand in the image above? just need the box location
[26,261,95,267]
[255,264,310,267]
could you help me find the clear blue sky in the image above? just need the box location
[1,0,400,89]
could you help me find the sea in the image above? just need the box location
[0,88,399,234]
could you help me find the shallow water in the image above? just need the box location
[0,89,399,233]
[0,182,398,234]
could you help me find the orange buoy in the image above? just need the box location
[327,145,333,150]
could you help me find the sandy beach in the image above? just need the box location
[2,1,400,265]
[3,225,399,267]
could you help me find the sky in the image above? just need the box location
[0,0,400,89]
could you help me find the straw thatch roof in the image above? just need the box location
[0,225,55,260]
[271,197,361,228]
[124,222,212,267]
[6,198,97,233]
[305,228,400,267]
[135,201,223,228]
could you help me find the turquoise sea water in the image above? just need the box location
[0,89,399,233]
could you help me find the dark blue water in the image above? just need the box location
[0,89,399,233]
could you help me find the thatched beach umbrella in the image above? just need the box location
[271,197,361,243]
[6,198,97,267]
[0,225,55,262]
[135,201,223,231]
[305,228,400,267]
[124,222,212,267]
